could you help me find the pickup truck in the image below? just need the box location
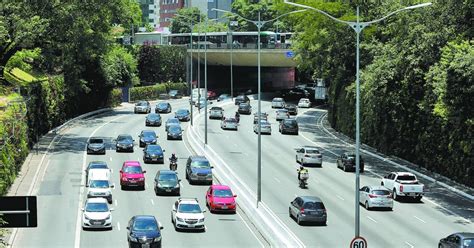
[381,172,424,201]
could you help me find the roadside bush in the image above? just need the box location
[130,82,188,102]
[108,88,123,107]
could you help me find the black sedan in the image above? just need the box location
[127,216,163,248]
[284,104,298,115]
[439,232,474,248]
[138,130,157,147]
[238,103,252,115]
[87,137,106,154]
[234,95,250,105]
[167,125,183,140]
[115,134,134,152]
[145,113,162,126]
[154,170,181,196]
[155,102,172,113]
[143,144,165,164]
[279,119,299,135]
[175,109,190,122]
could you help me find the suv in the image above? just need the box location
[336,152,365,172]
[171,198,206,231]
[127,215,163,247]
[279,119,298,135]
[234,95,250,105]
[185,156,213,184]
[271,97,285,108]
[87,168,113,203]
[295,146,322,166]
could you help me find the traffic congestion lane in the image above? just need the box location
[78,99,264,248]
[195,99,474,247]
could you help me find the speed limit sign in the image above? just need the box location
[350,236,367,248]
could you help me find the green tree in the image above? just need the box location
[137,45,161,84]
[101,45,139,88]
[170,8,204,33]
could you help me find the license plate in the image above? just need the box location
[221,206,228,209]
[166,189,171,192]
[188,224,195,228]
[141,244,150,248]
[93,221,102,225]
[130,180,136,183]
[152,158,157,161]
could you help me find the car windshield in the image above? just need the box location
[143,132,156,138]
[226,119,237,123]
[158,174,177,182]
[123,166,142,174]
[117,136,132,142]
[169,90,178,94]
[89,163,108,169]
[167,119,179,124]
[239,104,249,108]
[137,102,148,106]
[278,110,288,113]
[133,219,158,231]
[259,120,270,125]
[177,110,188,115]
[146,146,162,152]
[169,126,181,132]
[303,202,325,210]
[191,160,211,169]
[148,114,160,119]
[89,180,109,188]
[213,189,233,198]
[178,203,201,213]
[211,107,222,111]
[306,149,320,154]
[397,175,417,181]
[464,239,474,248]
[273,99,283,102]
[284,120,297,126]
[85,202,109,212]
[90,139,103,144]
[372,190,391,195]
[158,103,168,108]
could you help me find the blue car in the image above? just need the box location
[143,144,165,164]
[138,130,157,147]
[175,109,190,122]
[127,215,163,248]
[185,156,213,184]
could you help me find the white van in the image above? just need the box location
[87,169,114,204]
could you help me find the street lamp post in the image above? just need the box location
[284,0,432,238]
[212,8,307,206]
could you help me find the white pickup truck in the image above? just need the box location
[381,172,424,201]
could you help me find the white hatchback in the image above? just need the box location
[298,98,311,108]
[82,198,113,230]
[271,97,286,108]
[295,146,323,166]
[171,198,206,231]
[359,186,393,210]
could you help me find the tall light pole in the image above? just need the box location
[229,20,238,99]
[284,0,432,238]
[212,8,307,206]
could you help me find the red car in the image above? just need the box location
[207,90,217,100]
[205,185,237,213]
[120,161,146,190]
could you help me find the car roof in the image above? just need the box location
[89,137,103,140]
[189,155,208,161]
[86,198,108,204]
[299,196,323,203]
[157,170,177,176]
[211,185,231,190]
[303,146,319,150]
[157,102,169,105]
[118,134,132,138]
[123,161,141,166]
[142,130,156,134]
[176,109,188,112]
[89,161,107,165]
[210,106,223,110]
[178,198,199,204]
[167,117,179,121]
[277,109,288,112]
[145,144,162,149]
[454,233,474,238]
[367,186,390,191]
[394,172,416,176]
[133,215,157,222]
[273,97,283,101]
[299,98,309,101]
[148,113,160,116]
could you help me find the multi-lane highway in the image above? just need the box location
[12,99,265,248]
[10,96,474,248]
[192,98,474,247]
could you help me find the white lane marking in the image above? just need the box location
[367,216,377,223]
[137,157,140,161]
[40,160,52,182]
[423,197,472,224]
[236,211,265,248]
[109,157,112,162]
[294,194,298,197]
[111,168,113,174]
[117,222,121,231]
[414,215,426,223]
[274,177,281,183]
[150,199,155,205]
[405,241,414,248]
[145,183,149,189]
[114,199,118,207]
[179,182,184,189]
[336,195,344,201]
[74,114,126,248]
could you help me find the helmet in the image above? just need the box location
[172,153,176,157]
[300,166,304,170]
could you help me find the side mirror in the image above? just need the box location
[203,210,207,213]
[172,209,176,212]
[384,175,388,179]
[110,184,115,188]
[85,185,89,188]
[143,170,147,173]
[211,166,214,169]
[81,208,85,211]
[126,226,130,230]
[163,149,166,152]
[234,195,237,198]
[160,225,164,230]
[178,179,181,182]
[110,208,115,211]
[120,170,123,173]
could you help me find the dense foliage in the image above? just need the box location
[137,45,186,84]
[129,82,188,101]
[170,7,204,33]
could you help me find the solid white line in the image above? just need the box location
[236,211,265,248]
[117,222,121,231]
[405,241,414,248]
[150,199,155,205]
[109,157,112,162]
[111,168,113,174]
[145,183,149,189]
[274,177,281,183]
[114,199,118,207]
[40,160,52,182]
[367,216,377,223]
[414,215,426,223]
[74,114,126,248]
[336,195,344,201]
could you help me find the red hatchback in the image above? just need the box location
[120,161,146,190]
[205,185,237,213]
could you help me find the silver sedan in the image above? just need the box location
[359,186,393,210]
[253,120,271,134]
[221,118,238,130]
[276,109,290,121]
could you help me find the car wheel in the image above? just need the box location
[295,156,298,163]
[142,185,145,190]
[381,182,384,186]
[288,208,292,218]
[365,201,370,210]
[121,185,125,190]
[392,189,397,200]
[300,159,305,166]
[154,188,158,196]
[343,165,347,172]
[297,215,302,225]
[186,172,189,180]
[415,196,422,202]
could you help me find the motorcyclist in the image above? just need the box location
[297,166,309,181]
[170,153,178,170]
[170,153,177,163]
[235,111,240,122]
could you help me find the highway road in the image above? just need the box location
[192,97,474,247]
[12,99,265,248]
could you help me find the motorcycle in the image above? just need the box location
[298,170,309,189]
[169,159,178,171]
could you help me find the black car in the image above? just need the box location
[115,134,134,152]
[234,95,250,105]
[143,144,165,164]
[281,88,310,100]
[238,103,252,115]
[154,170,180,196]
[85,161,109,186]
[168,90,183,99]
[279,119,299,135]
[175,109,190,122]
[127,215,163,248]
[138,130,157,147]
[284,104,298,115]
[87,137,106,154]
[145,113,162,126]
[155,102,172,114]
[439,232,474,248]
[336,152,365,172]
[167,125,183,140]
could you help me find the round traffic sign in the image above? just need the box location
[350,236,367,248]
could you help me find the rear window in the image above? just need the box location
[284,120,297,126]
[371,190,390,196]
[464,239,474,248]
[397,175,416,181]
[303,202,325,210]
[306,149,320,154]
[90,139,103,144]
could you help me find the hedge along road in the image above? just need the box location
[12,98,266,248]
[192,98,474,247]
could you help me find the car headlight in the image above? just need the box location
[139,178,145,181]
[140,138,144,142]
[154,237,162,242]
[174,184,180,188]
[129,237,138,242]
[84,214,90,220]
[145,154,151,158]
[198,218,205,223]
[105,214,111,220]
[122,177,128,181]
[152,139,157,143]
[176,217,184,222]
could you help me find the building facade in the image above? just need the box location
[138,0,160,28]
[160,0,185,27]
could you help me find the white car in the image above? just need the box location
[82,198,113,230]
[298,98,311,108]
[276,109,290,121]
[359,186,393,210]
[295,146,322,166]
[221,118,238,130]
[171,198,206,231]
[87,168,113,203]
[253,120,271,134]
[381,172,424,201]
[209,107,224,119]
[271,97,285,108]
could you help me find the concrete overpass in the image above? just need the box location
[189,48,296,67]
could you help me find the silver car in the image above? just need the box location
[271,97,285,108]
[295,146,322,166]
[289,196,327,225]
[276,109,290,121]
[209,107,224,119]
[253,120,271,134]
[359,186,393,210]
[134,101,151,114]
[221,118,238,130]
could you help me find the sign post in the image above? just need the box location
[0,196,37,228]
[350,236,367,248]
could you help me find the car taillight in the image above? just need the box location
[368,194,377,198]
[316,154,322,158]
[400,185,404,192]
[300,208,305,214]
